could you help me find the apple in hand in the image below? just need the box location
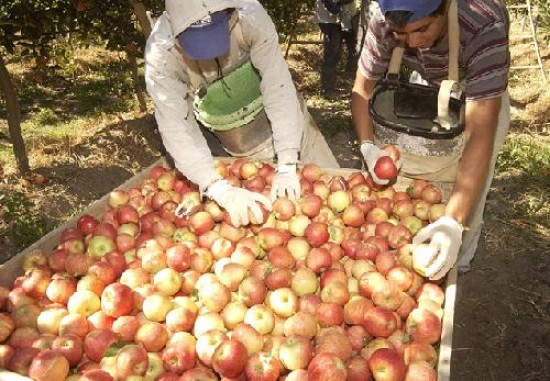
[374,156,398,180]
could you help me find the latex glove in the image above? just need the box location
[270,163,301,201]
[412,216,464,280]
[205,179,272,227]
[360,142,391,185]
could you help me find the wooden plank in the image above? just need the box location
[0,157,457,380]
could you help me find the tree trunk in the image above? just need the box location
[127,50,147,112]
[131,0,153,38]
[0,55,30,174]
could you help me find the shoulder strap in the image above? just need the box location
[438,0,460,130]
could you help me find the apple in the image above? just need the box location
[341,204,365,227]
[145,352,165,381]
[37,306,68,335]
[58,313,90,338]
[343,295,374,326]
[320,280,350,306]
[52,334,83,367]
[404,360,437,381]
[87,261,117,286]
[272,198,296,221]
[87,235,116,259]
[68,290,101,317]
[278,335,313,371]
[387,224,412,249]
[288,215,311,237]
[372,281,404,311]
[316,302,344,327]
[212,339,249,378]
[6,346,40,376]
[327,190,352,213]
[244,304,275,335]
[303,244,329,271]
[221,301,248,330]
[245,351,282,381]
[301,163,322,182]
[347,355,372,381]
[264,267,292,290]
[238,276,267,307]
[119,267,151,290]
[193,312,226,338]
[421,185,442,204]
[231,323,264,356]
[368,348,406,381]
[289,268,317,297]
[77,215,99,235]
[304,222,329,247]
[27,349,70,381]
[403,343,438,366]
[199,281,231,313]
[363,306,398,338]
[112,315,141,342]
[180,368,218,381]
[83,329,120,363]
[266,287,298,318]
[405,308,442,345]
[153,267,183,296]
[267,246,295,269]
[31,333,55,351]
[286,237,311,263]
[142,293,173,322]
[87,311,115,331]
[11,303,41,329]
[0,344,14,369]
[307,353,347,381]
[134,321,168,352]
[415,283,445,306]
[196,329,228,366]
[282,310,317,338]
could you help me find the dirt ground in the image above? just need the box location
[1,18,550,381]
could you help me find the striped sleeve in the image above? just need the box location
[462,21,509,100]
[358,9,396,80]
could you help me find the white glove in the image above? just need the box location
[270,163,301,201]
[412,216,464,280]
[360,142,391,185]
[205,179,272,227]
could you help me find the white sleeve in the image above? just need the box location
[144,16,220,191]
[241,5,303,163]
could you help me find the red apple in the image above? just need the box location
[374,156,398,180]
[245,351,282,381]
[307,353,347,381]
[115,344,148,379]
[278,335,313,371]
[368,348,406,381]
[28,349,70,381]
[212,339,249,378]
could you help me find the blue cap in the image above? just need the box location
[378,0,443,23]
[178,11,231,60]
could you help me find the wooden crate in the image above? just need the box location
[0,157,457,381]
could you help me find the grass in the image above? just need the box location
[0,46,142,172]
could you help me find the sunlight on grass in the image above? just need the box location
[496,133,550,177]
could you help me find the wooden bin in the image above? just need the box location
[0,158,457,381]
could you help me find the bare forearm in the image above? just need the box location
[445,98,502,225]
[351,76,378,143]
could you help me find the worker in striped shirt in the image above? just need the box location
[352,0,510,279]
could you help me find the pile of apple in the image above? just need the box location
[0,155,448,381]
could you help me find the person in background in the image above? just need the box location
[316,0,360,98]
[145,0,339,227]
[352,0,510,279]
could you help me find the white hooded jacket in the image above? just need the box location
[145,0,304,191]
